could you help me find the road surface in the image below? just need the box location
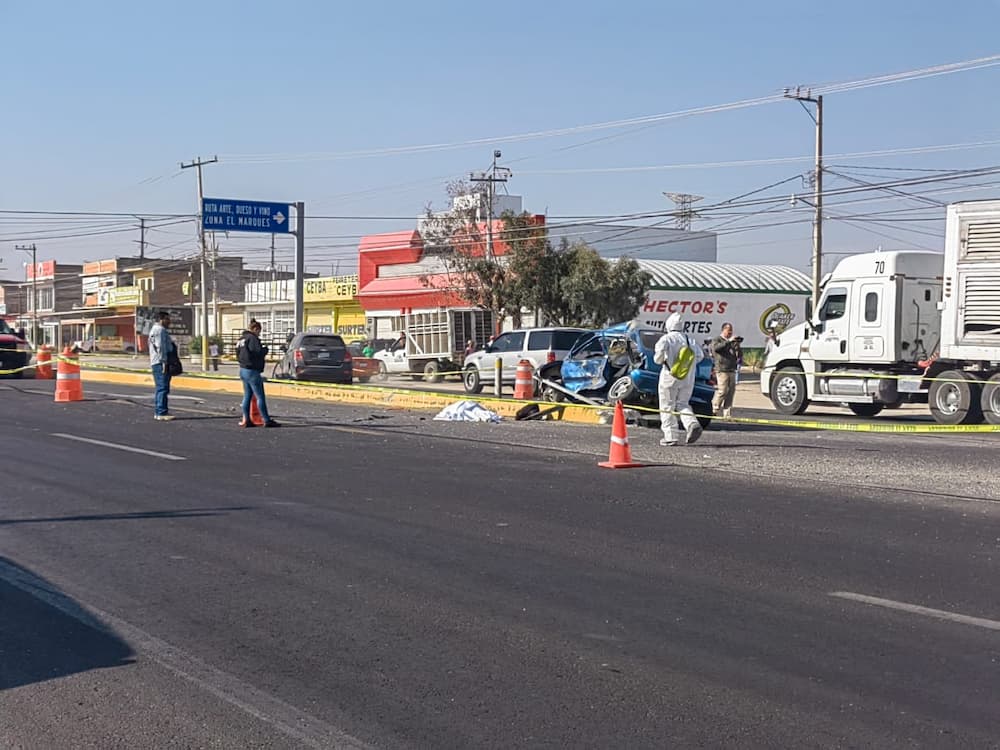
[2,381,999,748]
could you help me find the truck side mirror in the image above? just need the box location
[805,298,814,320]
[484,344,494,354]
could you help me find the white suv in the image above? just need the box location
[463,327,587,394]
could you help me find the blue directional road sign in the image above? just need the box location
[202,198,291,234]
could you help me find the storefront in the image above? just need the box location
[303,274,365,339]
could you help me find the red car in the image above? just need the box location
[347,343,380,383]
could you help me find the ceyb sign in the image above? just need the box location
[635,291,807,348]
[303,275,359,302]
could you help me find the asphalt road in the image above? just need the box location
[2,381,1000,748]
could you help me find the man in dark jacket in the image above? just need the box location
[236,321,280,428]
[711,322,741,419]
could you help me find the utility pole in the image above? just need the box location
[139,217,146,261]
[784,87,824,307]
[470,150,511,262]
[269,233,276,282]
[210,232,219,341]
[15,243,37,347]
[179,156,218,371]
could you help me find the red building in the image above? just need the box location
[356,217,545,338]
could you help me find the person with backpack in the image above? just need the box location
[235,320,280,428]
[148,311,176,421]
[653,312,705,446]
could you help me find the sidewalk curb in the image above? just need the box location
[81,370,607,425]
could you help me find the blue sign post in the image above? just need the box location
[202,198,290,234]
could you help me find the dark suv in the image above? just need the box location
[274,333,352,384]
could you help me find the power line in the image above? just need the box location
[218,54,1000,164]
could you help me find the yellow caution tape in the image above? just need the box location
[50,355,1000,434]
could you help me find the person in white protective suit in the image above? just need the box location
[654,312,705,446]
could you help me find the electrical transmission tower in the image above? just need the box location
[662,192,704,231]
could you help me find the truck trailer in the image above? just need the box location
[373,308,494,382]
[762,200,1000,425]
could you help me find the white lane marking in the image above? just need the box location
[0,561,372,750]
[830,591,1000,631]
[52,433,186,461]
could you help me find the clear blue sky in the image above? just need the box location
[2,0,999,276]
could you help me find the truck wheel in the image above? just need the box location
[770,367,809,415]
[929,370,983,425]
[463,365,483,394]
[423,360,442,383]
[848,403,883,418]
[980,374,1000,425]
[376,361,389,382]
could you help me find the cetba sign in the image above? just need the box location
[202,198,290,234]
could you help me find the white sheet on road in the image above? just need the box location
[433,400,502,423]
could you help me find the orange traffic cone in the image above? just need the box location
[248,395,265,426]
[54,346,84,403]
[599,401,643,469]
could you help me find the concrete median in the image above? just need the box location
[80,368,607,425]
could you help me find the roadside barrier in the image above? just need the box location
[514,360,534,400]
[36,346,53,379]
[53,355,1000,434]
[54,347,84,403]
[599,401,644,469]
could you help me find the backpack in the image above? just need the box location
[669,335,696,379]
[166,342,184,377]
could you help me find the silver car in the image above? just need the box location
[462,327,587,394]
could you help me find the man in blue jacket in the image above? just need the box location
[236,320,280,428]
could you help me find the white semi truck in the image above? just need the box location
[762,199,1000,425]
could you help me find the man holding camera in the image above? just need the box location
[711,322,741,419]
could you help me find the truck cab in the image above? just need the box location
[762,251,943,416]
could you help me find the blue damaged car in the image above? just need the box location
[538,322,716,428]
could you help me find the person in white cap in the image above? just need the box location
[654,312,705,446]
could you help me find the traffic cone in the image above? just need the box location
[54,346,84,403]
[248,395,265,426]
[598,401,643,469]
